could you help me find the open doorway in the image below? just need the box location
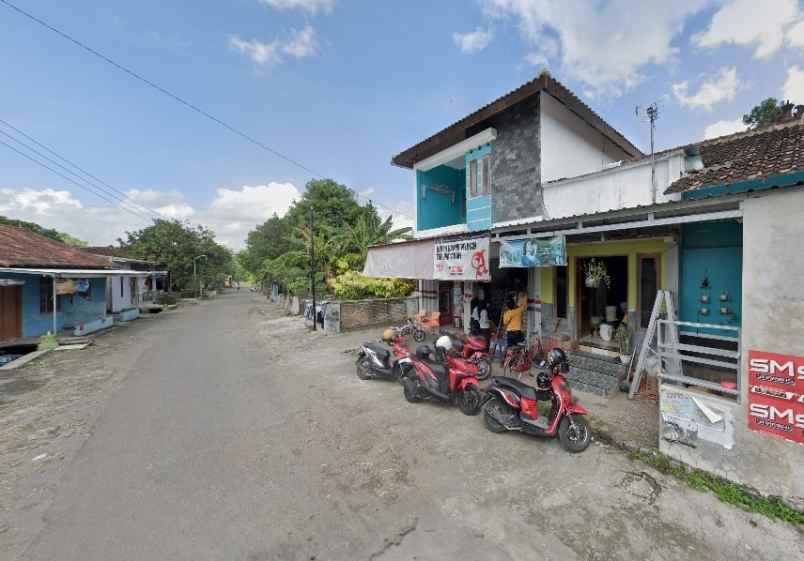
[577,256,628,351]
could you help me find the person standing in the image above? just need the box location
[502,292,527,347]
[478,300,492,340]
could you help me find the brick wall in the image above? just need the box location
[487,95,543,223]
[340,297,419,332]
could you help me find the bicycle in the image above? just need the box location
[395,317,426,342]
[502,336,544,380]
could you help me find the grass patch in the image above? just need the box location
[627,449,804,526]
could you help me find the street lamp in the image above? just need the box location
[193,254,207,299]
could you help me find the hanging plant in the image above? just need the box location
[585,259,611,288]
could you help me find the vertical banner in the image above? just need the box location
[499,236,566,268]
[434,237,491,281]
[746,350,804,444]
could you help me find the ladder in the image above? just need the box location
[629,290,681,399]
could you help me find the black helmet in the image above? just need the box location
[415,345,433,360]
[547,348,568,371]
[536,370,552,390]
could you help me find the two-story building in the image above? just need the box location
[365,72,804,499]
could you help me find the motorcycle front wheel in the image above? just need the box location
[558,415,591,453]
[483,395,512,433]
[402,376,420,403]
[457,385,482,416]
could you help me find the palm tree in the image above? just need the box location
[336,213,412,266]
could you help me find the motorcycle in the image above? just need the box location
[450,333,492,380]
[400,341,482,416]
[356,329,412,382]
[481,348,591,452]
[397,317,426,343]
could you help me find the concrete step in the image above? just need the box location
[565,369,620,397]
[569,352,628,380]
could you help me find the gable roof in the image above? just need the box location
[666,121,804,195]
[0,226,111,269]
[391,72,643,169]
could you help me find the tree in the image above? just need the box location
[335,211,411,268]
[121,219,235,291]
[743,98,784,129]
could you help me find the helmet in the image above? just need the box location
[415,345,433,360]
[435,335,453,352]
[382,328,395,342]
[547,348,568,371]
[536,370,552,390]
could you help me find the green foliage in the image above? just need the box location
[330,270,414,300]
[626,449,804,526]
[0,215,87,246]
[244,178,411,297]
[743,98,784,129]
[120,219,236,291]
[38,332,59,350]
[614,322,631,355]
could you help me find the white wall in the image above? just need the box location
[540,92,634,183]
[111,277,136,313]
[542,154,684,221]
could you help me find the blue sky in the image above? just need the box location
[1,0,803,247]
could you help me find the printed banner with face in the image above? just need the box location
[747,350,804,444]
[499,236,566,268]
[433,237,490,281]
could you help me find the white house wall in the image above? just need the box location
[542,155,684,221]
[111,276,134,313]
[540,92,633,184]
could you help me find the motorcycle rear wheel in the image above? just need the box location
[457,385,481,416]
[413,328,426,343]
[356,356,372,380]
[402,376,420,403]
[483,395,512,433]
[558,416,591,453]
[476,358,492,380]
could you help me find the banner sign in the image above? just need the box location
[434,237,490,281]
[747,350,804,444]
[56,279,76,295]
[499,236,566,268]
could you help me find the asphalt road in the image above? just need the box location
[6,293,802,561]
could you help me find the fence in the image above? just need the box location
[339,297,419,332]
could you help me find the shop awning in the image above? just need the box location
[0,267,167,278]
[363,239,435,280]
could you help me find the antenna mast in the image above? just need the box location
[636,103,660,203]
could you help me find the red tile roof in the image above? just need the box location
[0,226,111,269]
[666,121,804,194]
[391,72,643,169]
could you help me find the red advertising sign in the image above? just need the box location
[747,350,804,444]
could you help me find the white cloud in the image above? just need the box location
[229,36,283,66]
[703,117,746,140]
[787,20,804,49]
[783,65,804,102]
[483,0,710,97]
[259,0,335,14]
[0,183,302,249]
[694,0,800,59]
[524,52,548,68]
[230,24,317,66]
[283,24,317,58]
[453,28,494,54]
[672,66,740,110]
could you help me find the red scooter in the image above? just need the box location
[451,333,493,380]
[401,344,482,415]
[481,348,591,452]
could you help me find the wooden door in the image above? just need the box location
[438,282,453,326]
[0,286,23,341]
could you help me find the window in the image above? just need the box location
[555,266,568,319]
[39,277,60,313]
[468,155,491,198]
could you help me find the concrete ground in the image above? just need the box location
[0,292,801,561]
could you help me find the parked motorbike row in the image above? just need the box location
[356,325,591,453]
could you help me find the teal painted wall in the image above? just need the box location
[416,165,466,230]
[1,273,107,337]
[466,143,493,231]
[679,221,743,330]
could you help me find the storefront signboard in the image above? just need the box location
[499,236,566,268]
[746,350,804,444]
[433,237,490,281]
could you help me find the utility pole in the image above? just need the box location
[193,254,207,299]
[309,205,317,331]
[636,103,660,203]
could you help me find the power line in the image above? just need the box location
[0,138,153,223]
[0,128,156,221]
[0,0,414,224]
[0,118,161,219]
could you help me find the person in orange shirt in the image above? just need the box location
[502,292,527,347]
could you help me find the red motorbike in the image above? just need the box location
[401,344,482,415]
[451,333,493,380]
[481,348,591,452]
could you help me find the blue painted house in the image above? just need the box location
[0,225,121,341]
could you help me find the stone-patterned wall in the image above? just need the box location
[340,297,419,332]
[488,95,543,223]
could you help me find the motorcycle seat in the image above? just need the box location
[365,342,391,361]
[422,358,448,378]
[494,376,543,401]
[452,340,465,352]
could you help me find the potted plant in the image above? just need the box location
[614,321,631,364]
[585,259,611,288]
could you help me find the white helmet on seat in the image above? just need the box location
[435,335,453,352]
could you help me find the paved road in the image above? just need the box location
[8,293,802,560]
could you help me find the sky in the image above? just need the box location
[1,0,804,249]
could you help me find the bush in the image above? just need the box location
[330,271,414,300]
